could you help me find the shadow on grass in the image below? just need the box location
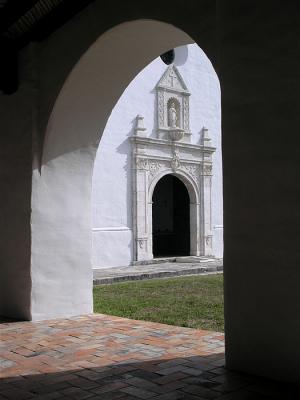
[1,353,299,399]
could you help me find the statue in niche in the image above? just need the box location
[168,102,178,128]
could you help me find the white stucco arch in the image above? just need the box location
[41,20,194,164]
[2,1,299,386]
[31,20,200,320]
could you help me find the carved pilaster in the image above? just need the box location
[157,91,164,129]
[200,163,213,256]
[183,96,190,132]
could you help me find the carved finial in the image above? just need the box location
[135,115,147,137]
[201,126,211,145]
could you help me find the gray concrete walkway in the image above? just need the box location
[93,257,223,285]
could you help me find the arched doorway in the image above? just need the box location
[152,175,190,257]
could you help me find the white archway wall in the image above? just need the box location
[92,43,222,269]
[1,1,299,385]
[41,21,194,163]
[31,21,197,320]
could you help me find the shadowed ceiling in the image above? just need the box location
[0,0,95,93]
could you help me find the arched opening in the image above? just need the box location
[2,0,299,386]
[29,19,221,320]
[152,174,190,257]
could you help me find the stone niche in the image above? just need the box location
[156,65,191,141]
[131,65,216,262]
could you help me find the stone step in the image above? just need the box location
[175,256,216,263]
[93,260,223,285]
[133,256,216,266]
[133,257,176,266]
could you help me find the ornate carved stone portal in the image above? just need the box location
[131,65,216,262]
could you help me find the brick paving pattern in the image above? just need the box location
[1,314,299,399]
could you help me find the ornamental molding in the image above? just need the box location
[148,160,164,177]
[137,238,147,249]
[180,163,200,186]
[205,235,213,248]
[203,164,213,175]
[170,155,181,171]
[131,136,216,155]
[135,156,202,188]
[136,157,148,170]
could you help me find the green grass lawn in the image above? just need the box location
[93,274,224,332]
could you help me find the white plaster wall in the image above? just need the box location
[31,20,194,320]
[92,43,222,268]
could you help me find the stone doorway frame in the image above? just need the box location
[149,171,198,259]
[131,131,215,262]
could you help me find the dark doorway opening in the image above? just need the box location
[152,175,190,257]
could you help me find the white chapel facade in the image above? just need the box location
[92,44,223,269]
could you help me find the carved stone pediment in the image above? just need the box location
[157,65,189,93]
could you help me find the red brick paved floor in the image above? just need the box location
[0,314,299,399]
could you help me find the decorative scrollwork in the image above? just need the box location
[180,163,199,185]
[183,97,189,131]
[136,158,148,170]
[205,236,212,247]
[148,161,163,177]
[137,238,147,249]
[203,164,213,175]
[158,91,164,128]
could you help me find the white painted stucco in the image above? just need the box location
[30,20,194,320]
[92,44,222,268]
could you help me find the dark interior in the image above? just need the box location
[152,174,190,257]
